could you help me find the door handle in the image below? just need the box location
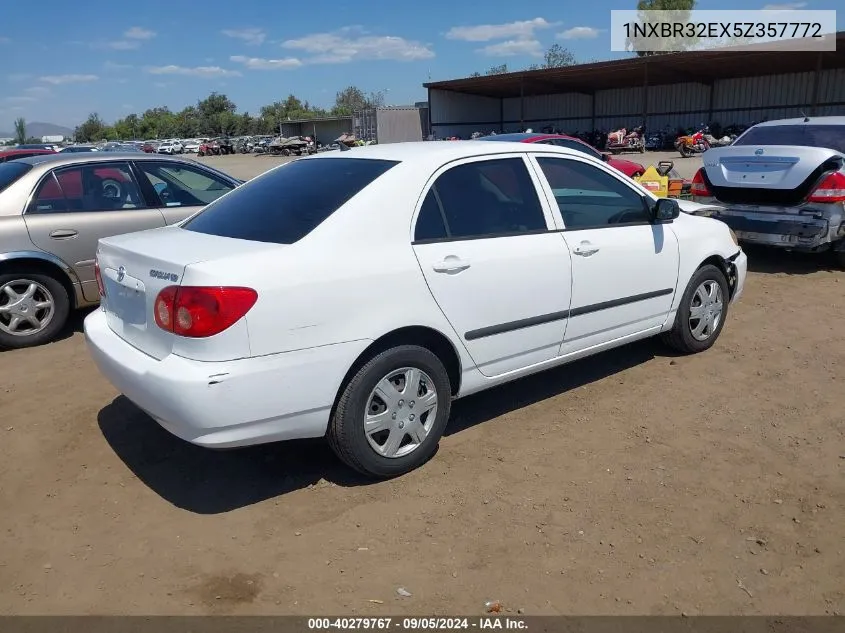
[432,256,471,274]
[572,241,599,256]
[49,229,78,239]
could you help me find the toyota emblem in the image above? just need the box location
[754,148,764,155]
[116,266,126,282]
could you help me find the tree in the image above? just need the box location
[13,117,26,145]
[627,0,698,56]
[526,44,578,70]
[485,64,509,75]
[74,113,109,142]
[332,86,369,116]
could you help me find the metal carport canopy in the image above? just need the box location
[423,31,845,98]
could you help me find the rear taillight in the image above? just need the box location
[94,258,105,297]
[690,168,711,197]
[808,172,845,203]
[153,286,258,338]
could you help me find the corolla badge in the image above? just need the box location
[150,269,179,283]
[116,266,126,282]
[755,148,764,155]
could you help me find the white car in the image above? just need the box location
[156,142,176,155]
[84,141,747,478]
[183,140,200,153]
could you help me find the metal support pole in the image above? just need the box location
[641,62,649,130]
[590,92,596,134]
[707,82,715,124]
[810,51,823,116]
[499,98,504,133]
[520,78,525,129]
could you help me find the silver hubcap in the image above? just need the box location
[364,367,439,459]
[0,279,55,336]
[689,280,723,341]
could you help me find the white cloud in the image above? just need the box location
[282,27,434,63]
[39,74,99,85]
[24,86,50,96]
[146,65,242,78]
[557,26,602,40]
[478,39,544,57]
[762,2,807,8]
[230,55,302,70]
[222,28,266,46]
[100,40,140,50]
[445,18,554,42]
[104,61,133,70]
[3,96,36,103]
[124,26,156,40]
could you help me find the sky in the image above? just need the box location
[0,0,841,130]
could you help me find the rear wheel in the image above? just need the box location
[0,272,70,349]
[662,264,729,354]
[328,345,452,478]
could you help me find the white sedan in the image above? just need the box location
[84,141,747,478]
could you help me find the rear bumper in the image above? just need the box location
[84,309,370,449]
[703,207,843,250]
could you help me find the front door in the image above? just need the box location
[132,160,238,225]
[411,155,573,377]
[530,155,680,355]
[24,161,166,302]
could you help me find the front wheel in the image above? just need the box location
[327,345,452,478]
[0,272,70,349]
[662,264,729,354]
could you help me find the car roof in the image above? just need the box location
[12,152,212,168]
[753,116,845,127]
[307,140,580,162]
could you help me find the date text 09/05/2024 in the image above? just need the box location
[307,618,528,630]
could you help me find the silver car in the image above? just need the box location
[690,116,845,268]
[0,152,241,349]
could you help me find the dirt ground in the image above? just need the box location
[0,151,843,616]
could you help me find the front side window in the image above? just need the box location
[537,157,649,230]
[28,163,144,214]
[183,157,398,244]
[135,162,235,208]
[414,157,546,241]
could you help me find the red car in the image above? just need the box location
[0,148,56,163]
[477,133,645,178]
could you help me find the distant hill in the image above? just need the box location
[0,121,74,139]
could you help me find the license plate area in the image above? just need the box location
[103,267,147,326]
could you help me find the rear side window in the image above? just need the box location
[183,158,399,244]
[0,162,32,193]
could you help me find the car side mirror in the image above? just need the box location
[652,198,680,223]
[601,152,611,162]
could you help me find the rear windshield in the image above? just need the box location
[0,162,32,193]
[734,124,845,154]
[182,157,398,244]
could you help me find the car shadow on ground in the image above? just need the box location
[744,244,841,275]
[98,337,672,514]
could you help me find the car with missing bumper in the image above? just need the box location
[84,141,747,478]
[0,153,241,349]
[690,116,845,267]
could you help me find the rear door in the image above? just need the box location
[530,154,680,354]
[23,161,166,303]
[133,160,238,225]
[411,155,572,377]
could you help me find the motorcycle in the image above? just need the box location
[606,126,645,154]
[675,127,711,157]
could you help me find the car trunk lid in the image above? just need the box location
[700,145,844,207]
[96,226,275,360]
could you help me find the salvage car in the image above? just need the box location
[84,141,747,477]
[0,153,241,349]
[690,116,845,267]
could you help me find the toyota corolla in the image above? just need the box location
[85,141,747,478]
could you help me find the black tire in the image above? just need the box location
[662,264,730,355]
[833,248,845,270]
[0,271,70,350]
[327,345,452,478]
